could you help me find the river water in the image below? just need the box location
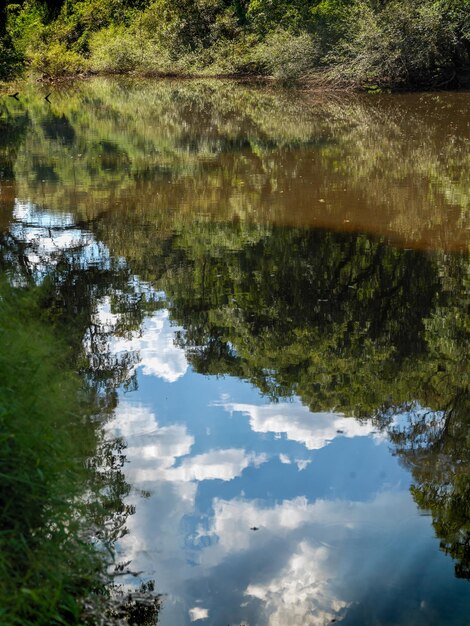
[1,78,469,626]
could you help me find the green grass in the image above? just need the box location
[0,280,106,625]
[0,276,160,625]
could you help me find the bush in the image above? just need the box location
[2,0,469,86]
[203,34,261,75]
[0,36,23,80]
[89,25,143,72]
[6,1,46,55]
[28,40,87,77]
[326,0,461,87]
[254,28,319,81]
[247,0,313,35]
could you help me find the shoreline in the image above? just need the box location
[2,69,469,95]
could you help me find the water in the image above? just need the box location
[1,78,469,626]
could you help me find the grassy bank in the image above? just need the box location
[1,0,469,89]
[0,278,159,625]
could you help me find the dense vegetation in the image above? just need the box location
[1,0,469,87]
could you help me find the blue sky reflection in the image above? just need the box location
[103,310,470,626]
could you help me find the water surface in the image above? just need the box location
[1,79,469,626]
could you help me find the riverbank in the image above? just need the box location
[1,0,469,90]
[2,71,468,99]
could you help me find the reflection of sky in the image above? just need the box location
[95,297,188,382]
[110,309,188,382]
[106,320,470,626]
[10,202,470,625]
[10,201,109,276]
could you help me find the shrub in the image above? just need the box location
[247,0,313,35]
[326,0,460,87]
[28,40,87,77]
[0,36,23,79]
[254,28,319,81]
[6,1,46,55]
[89,25,143,72]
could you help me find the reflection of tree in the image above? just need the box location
[386,390,470,579]
[148,223,455,411]
[5,79,470,251]
[384,266,470,579]
[0,104,29,230]
[139,219,469,581]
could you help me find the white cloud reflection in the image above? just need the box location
[193,491,427,626]
[96,300,188,382]
[110,403,267,485]
[218,401,375,450]
[110,397,445,626]
[109,402,194,485]
[167,449,267,482]
[188,607,209,621]
[246,541,348,626]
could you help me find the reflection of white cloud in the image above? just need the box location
[96,300,188,382]
[11,200,102,274]
[121,479,198,597]
[109,402,198,595]
[246,541,347,626]
[196,491,422,626]
[94,296,120,330]
[109,402,194,484]
[218,401,374,450]
[167,449,267,482]
[200,490,417,565]
[22,227,89,252]
[111,397,435,626]
[110,404,266,485]
[13,201,74,227]
[202,496,318,555]
[111,402,159,438]
[188,607,209,621]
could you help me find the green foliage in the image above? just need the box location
[88,0,255,75]
[89,25,143,73]
[6,1,47,55]
[308,0,353,48]
[2,0,469,85]
[0,34,23,79]
[254,28,318,80]
[326,0,467,87]
[247,0,314,35]
[28,40,87,77]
